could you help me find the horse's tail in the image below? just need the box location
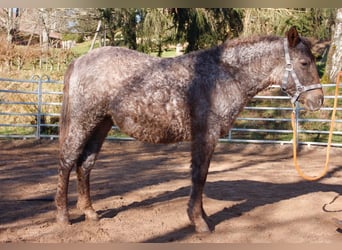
[59,61,75,146]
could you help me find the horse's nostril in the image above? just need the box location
[319,95,324,106]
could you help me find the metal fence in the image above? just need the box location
[223,84,342,147]
[0,76,341,147]
[0,75,63,139]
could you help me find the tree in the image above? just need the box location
[14,8,74,49]
[142,8,174,56]
[0,8,21,45]
[67,8,101,40]
[325,8,342,82]
[98,8,138,49]
[98,8,118,46]
[171,8,243,53]
[240,8,335,40]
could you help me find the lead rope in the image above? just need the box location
[291,71,341,181]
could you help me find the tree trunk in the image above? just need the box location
[41,28,49,52]
[326,8,342,82]
[6,8,14,45]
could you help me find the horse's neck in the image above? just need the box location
[221,37,284,95]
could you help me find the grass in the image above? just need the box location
[150,49,177,58]
[0,127,36,136]
[71,40,98,57]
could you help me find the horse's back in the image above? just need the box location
[70,46,158,90]
[63,46,193,143]
[63,47,158,114]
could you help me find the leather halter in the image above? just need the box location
[281,38,322,104]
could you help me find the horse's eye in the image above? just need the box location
[300,60,309,67]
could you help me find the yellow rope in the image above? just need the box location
[291,71,341,181]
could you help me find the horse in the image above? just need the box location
[55,27,324,233]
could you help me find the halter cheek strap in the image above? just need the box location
[281,38,322,104]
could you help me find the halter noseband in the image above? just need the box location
[281,38,322,104]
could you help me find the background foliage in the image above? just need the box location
[0,8,338,80]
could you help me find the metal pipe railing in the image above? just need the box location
[0,76,341,146]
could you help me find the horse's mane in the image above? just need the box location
[221,35,280,49]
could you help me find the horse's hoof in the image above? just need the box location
[85,209,99,221]
[56,211,71,225]
[195,224,211,233]
[193,219,213,233]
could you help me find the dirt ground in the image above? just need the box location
[0,139,341,243]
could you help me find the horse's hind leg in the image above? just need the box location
[56,116,113,225]
[76,116,113,221]
[56,162,73,225]
[56,132,87,225]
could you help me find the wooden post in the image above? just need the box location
[89,20,102,52]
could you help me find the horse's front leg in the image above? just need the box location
[188,129,218,233]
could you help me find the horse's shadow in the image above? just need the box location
[89,165,342,242]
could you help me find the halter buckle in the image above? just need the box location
[285,63,293,71]
[296,85,304,92]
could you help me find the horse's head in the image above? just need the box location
[281,27,324,111]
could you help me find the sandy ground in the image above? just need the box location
[0,139,341,243]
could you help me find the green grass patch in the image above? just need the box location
[71,41,99,57]
[0,126,36,136]
[150,49,177,58]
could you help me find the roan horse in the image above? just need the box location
[56,27,324,233]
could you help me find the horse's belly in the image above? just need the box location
[112,97,192,143]
[117,114,191,143]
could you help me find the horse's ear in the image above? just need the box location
[286,26,300,48]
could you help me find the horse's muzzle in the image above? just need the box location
[303,92,324,111]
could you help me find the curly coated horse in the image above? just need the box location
[55,27,323,233]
